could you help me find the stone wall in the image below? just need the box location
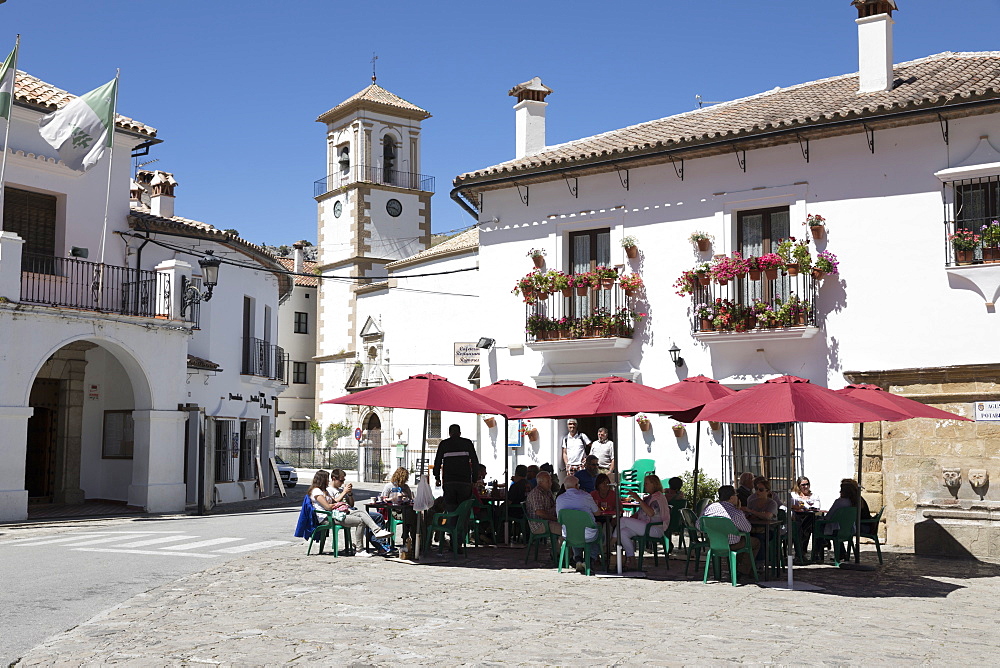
[846,364,1000,556]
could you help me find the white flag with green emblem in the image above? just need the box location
[0,43,16,121]
[38,77,117,172]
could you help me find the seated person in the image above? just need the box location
[556,475,600,573]
[526,464,540,489]
[539,463,558,492]
[380,467,416,546]
[790,475,821,558]
[591,473,617,515]
[825,478,874,535]
[473,464,489,499]
[312,469,394,557]
[525,470,560,539]
[698,485,759,577]
[507,464,529,519]
[327,468,395,557]
[575,455,600,493]
[619,474,670,572]
[664,476,686,503]
[744,476,778,560]
[737,472,755,507]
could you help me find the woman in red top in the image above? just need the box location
[591,473,616,514]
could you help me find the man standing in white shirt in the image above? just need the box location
[589,427,615,477]
[561,419,591,474]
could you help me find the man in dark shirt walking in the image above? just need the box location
[433,424,479,511]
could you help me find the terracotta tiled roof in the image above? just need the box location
[387,227,478,269]
[128,207,292,299]
[277,257,319,287]
[317,83,431,122]
[187,354,220,371]
[14,71,156,136]
[455,52,1000,185]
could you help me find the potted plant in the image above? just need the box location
[548,270,570,296]
[595,265,618,289]
[695,302,715,331]
[792,239,813,274]
[569,271,596,296]
[636,413,651,432]
[689,231,714,252]
[530,270,552,299]
[709,255,742,285]
[981,220,1000,263]
[520,420,538,442]
[671,422,686,437]
[527,313,551,340]
[804,213,827,240]
[673,269,699,296]
[745,255,762,281]
[483,415,496,428]
[708,421,722,431]
[695,262,712,286]
[812,250,839,279]
[621,235,640,259]
[776,294,810,326]
[776,238,796,274]
[752,299,779,329]
[512,272,537,303]
[527,248,546,268]
[619,272,644,296]
[758,252,783,281]
[553,316,572,340]
[949,228,980,265]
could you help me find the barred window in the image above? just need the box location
[102,411,134,459]
[428,410,442,439]
[955,176,1000,232]
[727,422,795,502]
[2,187,57,258]
[239,420,259,481]
[214,419,239,483]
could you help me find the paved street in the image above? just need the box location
[8,515,1000,665]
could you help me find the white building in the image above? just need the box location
[0,71,289,522]
[450,1,1000,554]
[275,243,318,447]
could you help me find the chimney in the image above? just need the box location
[853,0,897,94]
[292,241,305,274]
[508,77,553,159]
[149,170,178,218]
[128,179,144,209]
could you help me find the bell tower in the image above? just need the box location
[312,80,433,419]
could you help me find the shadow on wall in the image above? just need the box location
[914,517,982,560]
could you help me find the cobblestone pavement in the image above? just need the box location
[13,537,1000,666]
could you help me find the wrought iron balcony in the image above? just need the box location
[688,271,819,334]
[243,337,288,383]
[945,218,1000,266]
[523,283,639,343]
[314,164,435,198]
[19,252,170,319]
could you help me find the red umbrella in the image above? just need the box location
[474,379,556,409]
[519,376,693,420]
[696,375,909,425]
[323,373,518,559]
[833,383,972,564]
[658,376,738,504]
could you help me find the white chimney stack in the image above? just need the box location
[853,0,897,94]
[508,77,553,159]
[148,171,178,218]
[292,242,305,274]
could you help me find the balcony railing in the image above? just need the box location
[314,164,435,198]
[243,337,288,383]
[20,252,169,318]
[688,271,818,334]
[523,283,637,343]
[945,218,1000,266]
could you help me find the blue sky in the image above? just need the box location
[4,1,999,247]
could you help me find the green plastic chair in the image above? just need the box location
[680,508,710,576]
[308,509,353,557]
[468,499,497,546]
[557,509,604,575]
[694,498,712,516]
[506,502,528,542]
[699,515,758,586]
[426,498,477,557]
[618,469,641,501]
[859,506,885,564]
[632,459,656,481]
[633,521,671,570]
[524,516,560,566]
[813,506,860,566]
[667,499,688,551]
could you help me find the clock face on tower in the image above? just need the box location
[333,201,343,218]
[386,198,403,217]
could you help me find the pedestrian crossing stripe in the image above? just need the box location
[3,532,291,558]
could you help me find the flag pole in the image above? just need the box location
[97,69,120,267]
[0,35,21,228]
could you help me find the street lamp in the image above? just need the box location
[668,343,685,368]
[181,250,222,317]
[476,337,496,350]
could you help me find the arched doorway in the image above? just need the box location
[362,412,384,482]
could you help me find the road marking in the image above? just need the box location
[73,548,219,558]
[113,535,200,548]
[5,531,172,546]
[166,537,243,551]
[213,540,292,553]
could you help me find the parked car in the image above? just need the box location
[274,456,298,488]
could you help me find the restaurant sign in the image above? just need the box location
[974,401,1000,421]
[453,343,480,366]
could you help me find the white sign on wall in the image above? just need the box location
[453,343,481,366]
[974,401,1000,421]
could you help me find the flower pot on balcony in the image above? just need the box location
[708,421,722,431]
[561,287,573,298]
[984,247,999,263]
[483,416,496,428]
[796,312,807,326]
[624,288,636,297]
[600,278,615,290]
[811,269,825,280]
[625,245,639,259]
[696,239,711,252]
[700,318,714,332]
[748,269,762,281]
[810,225,825,240]
[522,287,534,301]
[671,424,686,437]
[638,420,651,432]
[537,291,548,300]
[575,285,589,296]
[764,268,779,281]
[955,249,974,265]
[525,428,538,442]
[532,255,545,269]
[555,329,569,340]
[697,275,711,286]
[716,278,728,286]
[786,262,800,276]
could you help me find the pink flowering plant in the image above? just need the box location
[949,229,981,251]
[814,250,839,274]
[594,265,618,281]
[757,253,784,271]
[981,220,1000,247]
[792,239,813,272]
[513,272,538,301]
[709,254,747,282]
[804,213,827,229]
[673,269,698,296]
[568,271,598,288]
[619,273,644,292]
